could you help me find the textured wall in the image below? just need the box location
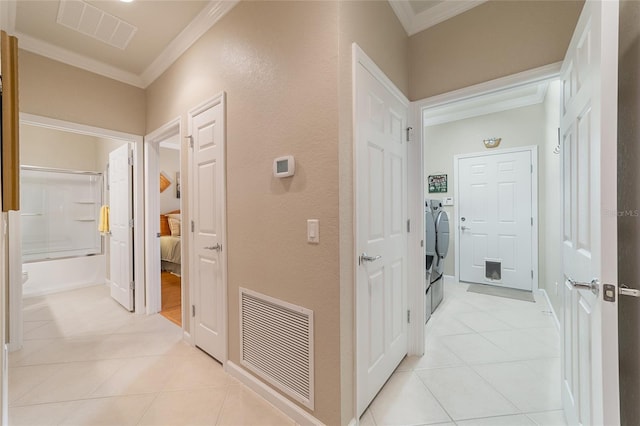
[19,50,146,135]
[146,2,341,423]
[409,0,583,100]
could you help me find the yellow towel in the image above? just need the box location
[99,205,110,234]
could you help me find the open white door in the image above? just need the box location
[189,94,226,362]
[560,1,619,425]
[355,48,409,416]
[109,144,134,311]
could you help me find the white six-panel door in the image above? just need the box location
[457,149,534,290]
[355,55,409,416]
[109,143,134,311]
[560,1,620,425]
[189,94,227,363]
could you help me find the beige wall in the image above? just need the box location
[424,102,547,278]
[146,2,341,423]
[19,50,146,135]
[20,124,100,171]
[409,0,583,100]
[337,2,409,423]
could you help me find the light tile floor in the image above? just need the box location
[361,278,568,426]
[9,285,294,426]
[11,279,568,426]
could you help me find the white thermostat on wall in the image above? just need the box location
[273,155,295,178]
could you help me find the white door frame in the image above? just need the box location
[187,93,228,363]
[453,146,539,290]
[17,113,145,314]
[408,63,562,356]
[144,118,182,316]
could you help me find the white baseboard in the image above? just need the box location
[23,281,106,298]
[443,274,456,284]
[539,289,561,331]
[225,361,324,426]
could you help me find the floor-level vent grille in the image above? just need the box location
[240,288,314,409]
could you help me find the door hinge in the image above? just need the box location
[407,310,411,324]
[531,217,533,226]
[407,219,411,233]
[128,155,134,166]
[406,127,413,142]
[192,305,196,317]
[129,219,134,228]
[129,281,134,290]
[191,220,195,232]
[420,239,424,247]
[531,270,534,279]
[187,135,194,148]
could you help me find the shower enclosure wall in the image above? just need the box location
[21,166,106,296]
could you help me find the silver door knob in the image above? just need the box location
[461,225,471,231]
[567,277,599,295]
[204,243,222,252]
[359,253,382,265]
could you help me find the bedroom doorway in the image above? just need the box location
[144,119,183,328]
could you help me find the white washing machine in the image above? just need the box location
[425,199,449,323]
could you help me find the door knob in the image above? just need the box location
[461,225,471,231]
[204,243,222,252]
[359,253,382,265]
[567,277,599,295]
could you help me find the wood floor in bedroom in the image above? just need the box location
[160,271,182,326]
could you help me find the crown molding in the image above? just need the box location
[140,0,239,87]
[389,0,487,36]
[16,32,145,88]
[422,81,549,127]
[15,0,238,89]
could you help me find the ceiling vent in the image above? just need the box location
[57,0,137,50]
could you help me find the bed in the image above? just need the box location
[160,210,181,275]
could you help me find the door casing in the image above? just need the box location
[408,63,562,357]
[144,118,182,317]
[16,113,145,315]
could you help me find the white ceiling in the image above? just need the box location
[3,0,484,90]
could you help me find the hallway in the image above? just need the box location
[362,278,567,426]
[9,285,292,425]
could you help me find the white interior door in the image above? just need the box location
[356,59,409,416]
[457,149,533,290]
[189,95,226,362]
[109,144,134,311]
[560,1,619,425]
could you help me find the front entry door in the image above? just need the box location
[189,94,227,362]
[355,57,409,416]
[457,149,533,290]
[560,1,620,425]
[109,144,134,311]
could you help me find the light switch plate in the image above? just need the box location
[442,197,454,206]
[307,219,319,243]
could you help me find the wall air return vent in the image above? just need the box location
[240,288,314,409]
[57,0,138,50]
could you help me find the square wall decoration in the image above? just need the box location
[428,174,447,193]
